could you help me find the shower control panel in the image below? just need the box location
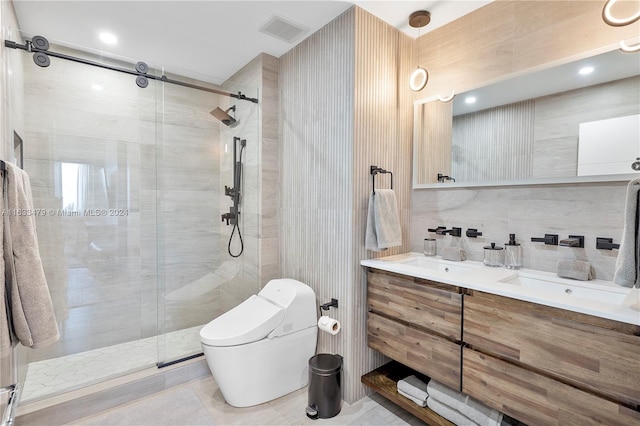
[221,206,238,226]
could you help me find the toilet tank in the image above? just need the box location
[259,279,317,338]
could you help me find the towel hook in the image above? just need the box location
[370,165,393,194]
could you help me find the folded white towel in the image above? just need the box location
[614,177,640,288]
[398,388,427,407]
[427,397,478,425]
[365,189,402,251]
[397,375,429,401]
[428,380,503,426]
[557,259,594,281]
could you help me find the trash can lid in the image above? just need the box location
[309,353,343,375]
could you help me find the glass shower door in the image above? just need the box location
[155,73,260,365]
[8,32,161,402]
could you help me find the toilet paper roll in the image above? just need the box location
[318,316,341,335]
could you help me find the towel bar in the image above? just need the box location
[370,165,393,194]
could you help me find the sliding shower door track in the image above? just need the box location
[156,353,204,369]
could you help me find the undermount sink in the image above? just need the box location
[400,256,479,274]
[499,274,630,305]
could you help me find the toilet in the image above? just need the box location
[200,278,318,407]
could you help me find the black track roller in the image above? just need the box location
[136,75,149,88]
[31,35,50,51]
[32,52,50,68]
[135,61,149,74]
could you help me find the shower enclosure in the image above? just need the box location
[4,31,259,404]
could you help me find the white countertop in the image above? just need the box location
[361,252,640,326]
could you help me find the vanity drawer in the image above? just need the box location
[464,291,640,407]
[463,348,640,426]
[367,312,461,391]
[367,269,462,340]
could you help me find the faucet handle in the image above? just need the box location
[596,237,620,250]
[466,228,483,238]
[428,226,446,233]
[531,234,559,245]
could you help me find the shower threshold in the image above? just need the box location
[21,325,204,402]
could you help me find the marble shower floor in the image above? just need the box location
[64,375,427,426]
[22,325,204,402]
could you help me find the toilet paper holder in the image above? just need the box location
[320,298,338,311]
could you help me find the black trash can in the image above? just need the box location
[306,353,343,419]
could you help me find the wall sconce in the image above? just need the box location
[409,10,430,91]
[438,90,456,103]
[602,0,640,52]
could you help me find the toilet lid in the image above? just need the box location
[200,295,285,347]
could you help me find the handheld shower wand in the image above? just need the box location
[221,137,245,257]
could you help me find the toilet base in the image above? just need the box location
[202,326,317,407]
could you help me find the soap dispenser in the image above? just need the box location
[505,233,522,270]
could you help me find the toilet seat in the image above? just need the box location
[200,295,284,347]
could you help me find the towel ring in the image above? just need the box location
[370,165,393,194]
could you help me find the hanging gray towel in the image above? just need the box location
[613,177,640,288]
[4,162,59,349]
[365,189,402,252]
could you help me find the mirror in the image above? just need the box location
[413,48,640,188]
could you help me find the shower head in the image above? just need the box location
[210,105,238,127]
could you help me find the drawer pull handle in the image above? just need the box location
[565,288,573,295]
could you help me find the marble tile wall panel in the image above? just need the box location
[411,182,626,280]
[533,76,640,178]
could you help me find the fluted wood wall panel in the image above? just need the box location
[352,7,413,402]
[280,7,356,399]
[280,6,412,403]
[452,100,534,182]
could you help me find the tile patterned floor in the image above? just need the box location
[64,375,428,426]
[22,325,204,402]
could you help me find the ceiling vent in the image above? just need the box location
[259,15,309,43]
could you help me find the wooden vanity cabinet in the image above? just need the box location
[365,268,640,426]
[463,348,640,426]
[463,290,640,425]
[366,269,463,391]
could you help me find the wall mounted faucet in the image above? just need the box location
[466,228,483,238]
[428,226,446,234]
[531,234,559,245]
[596,237,620,250]
[559,235,584,248]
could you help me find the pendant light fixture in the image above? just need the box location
[409,10,430,92]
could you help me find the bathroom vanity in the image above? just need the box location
[361,253,640,426]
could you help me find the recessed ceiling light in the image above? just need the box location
[99,32,117,45]
[578,66,594,75]
[91,84,103,91]
[465,96,477,104]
